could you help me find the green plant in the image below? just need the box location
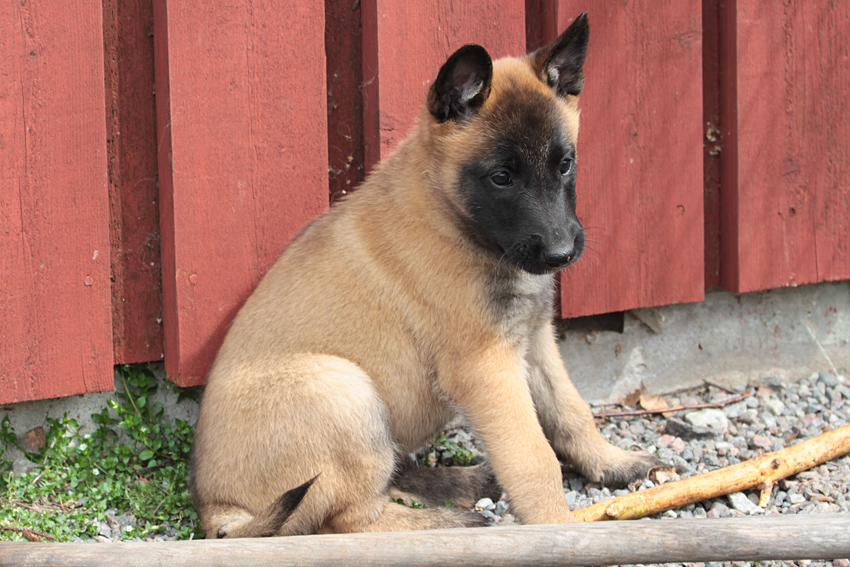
[426,433,475,467]
[0,365,201,542]
[0,416,16,474]
[393,498,426,509]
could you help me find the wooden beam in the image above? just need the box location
[2,515,848,566]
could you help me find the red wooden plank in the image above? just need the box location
[0,0,114,403]
[719,0,850,292]
[327,0,366,202]
[361,0,527,171]
[702,0,722,290]
[544,2,705,317]
[525,0,557,52]
[153,0,329,386]
[103,0,164,363]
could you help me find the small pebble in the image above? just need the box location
[789,493,807,504]
[728,492,762,515]
[685,409,729,432]
[765,398,786,416]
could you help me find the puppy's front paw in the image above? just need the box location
[583,447,662,488]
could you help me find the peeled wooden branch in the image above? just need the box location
[2,515,849,567]
[573,423,850,521]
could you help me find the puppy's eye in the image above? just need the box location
[490,171,512,187]
[560,158,574,175]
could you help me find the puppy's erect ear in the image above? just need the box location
[428,44,493,123]
[531,12,589,97]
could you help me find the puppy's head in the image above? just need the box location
[426,14,589,276]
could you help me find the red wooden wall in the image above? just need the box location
[1,0,115,402]
[719,0,850,292]
[2,0,848,403]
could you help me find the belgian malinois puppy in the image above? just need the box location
[192,13,657,538]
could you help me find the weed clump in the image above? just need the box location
[0,365,200,542]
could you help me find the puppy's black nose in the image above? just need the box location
[544,247,575,268]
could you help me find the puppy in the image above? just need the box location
[191,13,657,537]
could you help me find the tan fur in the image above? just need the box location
[192,42,656,538]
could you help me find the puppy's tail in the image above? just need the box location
[215,475,318,538]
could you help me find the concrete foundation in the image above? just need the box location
[2,280,848,470]
[560,280,850,403]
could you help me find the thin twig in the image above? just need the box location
[593,391,751,418]
[0,526,57,541]
[28,469,46,486]
[150,496,166,518]
[10,499,78,514]
[136,458,175,476]
[8,500,54,513]
[655,383,708,398]
[704,379,739,395]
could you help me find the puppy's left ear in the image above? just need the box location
[531,12,589,97]
[428,44,493,123]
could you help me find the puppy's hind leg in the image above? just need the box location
[198,354,488,536]
[195,354,404,538]
[389,462,501,509]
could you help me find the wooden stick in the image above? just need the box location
[1,515,848,567]
[573,423,850,521]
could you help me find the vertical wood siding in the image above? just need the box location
[720,0,850,292]
[545,2,706,317]
[152,0,329,386]
[0,0,114,403]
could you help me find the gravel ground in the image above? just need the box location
[431,370,849,567]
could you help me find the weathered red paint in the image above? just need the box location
[326,0,366,202]
[103,0,164,364]
[546,2,705,317]
[702,0,722,290]
[0,0,114,404]
[153,0,329,386]
[525,0,557,52]
[719,0,850,292]
[361,0,527,171]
